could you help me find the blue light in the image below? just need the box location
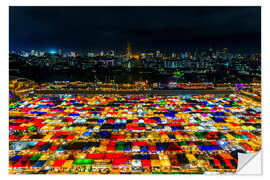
[49,49,57,54]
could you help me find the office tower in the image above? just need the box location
[31,50,35,56]
[58,49,62,56]
[127,42,132,58]
[100,50,104,57]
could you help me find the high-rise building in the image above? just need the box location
[140,53,146,59]
[70,52,76,57]
[100,50,104,57]
[216,48,227,58]
[156,50,162,58]
[35,50,40,56]
[31,50,35,56]
[172,52,177,58]
[106,50,115,57]
[127,42,132,59]
[58,49,62,56]
[88,52,95,57]
[20,51,29,57]
[110,50,115,57]
[209,46,213,52]
[50,55,57,65]
[40,51,45,57]
[223,48,228,57]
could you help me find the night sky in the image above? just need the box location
[9,6,261,53]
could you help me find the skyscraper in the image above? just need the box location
[88,52,95,57]
[58,49,62,56]
[127,42,132,59]
[172,52,177,58]
[40,51,45,57]
[100,50,104,57]
[156,50,162,58]
[70,52,76,57]
[110,50,115,57]
[31,50,35,56]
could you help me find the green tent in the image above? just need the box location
[27,126,37,131]
[195,132,206,139]
[73,158,93,166]
[29,154,42,161]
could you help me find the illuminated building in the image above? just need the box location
[100,50,104,57]
[100,59,115,67]
[216,48,228,58]
[127,42,132,59]
[88,52,95,57]
[156,50,162,58]
[58,49,62,56]
[250,53,261,61]
[70,52,76,57]
[31,50,35,56]
[110,50,115,57]
[147,52,154,57]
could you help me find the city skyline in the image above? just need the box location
[10,44,260,57]
[9,7,261,53]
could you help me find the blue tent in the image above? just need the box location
[69,113,80,116]
[33,160,46,167]
[10,155,23,161]
[124,145,132,151]
[140,154,150,159]
[83,131,92,136]
[140,146,148,152]
[97,119,104,124]
[156,144,166,152]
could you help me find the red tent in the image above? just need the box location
[50,145,58,151]
[86,153,104,159]
[112,158,127,165]
[53,160,66,167]
[13,161,24,168]
[141,159,151,167]
[66,135,74,140]
[133,142,147,146]
[9,135,17,140]
[117,135,125,140]
[148,146,157,152]
[105,153,124,159]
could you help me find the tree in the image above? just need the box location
[173,71,184,82]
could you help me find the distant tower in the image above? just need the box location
[110,50,115,57]
[58,49,62,56]
[208,45,213,57]
[127,42,132,59]
[70,52,76,57]
[223,48,228,57]
[156,50,162,58]
[100,50,104,57]
[31,50,35,56]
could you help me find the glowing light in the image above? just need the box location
[49,49,57,54]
